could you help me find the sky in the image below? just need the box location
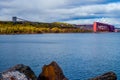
[0,0,120,27]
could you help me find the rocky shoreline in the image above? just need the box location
[0,61,117,80]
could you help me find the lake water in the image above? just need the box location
[0,33,120,80]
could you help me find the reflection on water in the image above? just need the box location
[0,33,120,80]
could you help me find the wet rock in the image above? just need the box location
[89,72,117,80]
[37,61,68,80]
[0,64,37,80]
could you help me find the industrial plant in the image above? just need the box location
[74,22,120,32]
[12,16,120,33]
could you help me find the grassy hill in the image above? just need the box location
[0,21,92,34]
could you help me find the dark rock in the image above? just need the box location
[0,72,2,79]
[0,64,37,80]
[89,71,117,80]
[37,61,68,80]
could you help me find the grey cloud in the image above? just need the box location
[0,0,120,27]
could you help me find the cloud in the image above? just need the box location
[0,0,68,21]
[52,2,120,26]
[64,18,120,25]
[0,0,120,27]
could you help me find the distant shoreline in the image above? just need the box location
[0,21,93,34]
[0,21,119,34]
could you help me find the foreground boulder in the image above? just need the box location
[0,62,118,80]
[89,71,117,80]
[37,61,68,80]
[0,64,37,80]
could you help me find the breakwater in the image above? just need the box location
[0,61,117,80]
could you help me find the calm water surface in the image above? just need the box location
[0,33,120,80]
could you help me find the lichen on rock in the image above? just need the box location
[2,71,29,80]
[0,64,37,80]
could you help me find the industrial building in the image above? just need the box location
[74,22,115,32]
